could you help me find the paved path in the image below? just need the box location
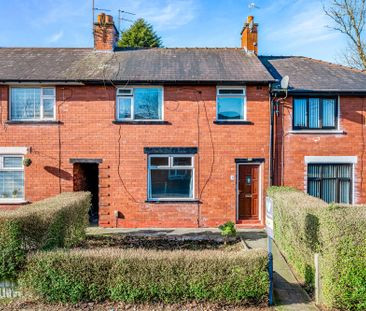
[272,243,318,311]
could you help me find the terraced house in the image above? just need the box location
[261,56,366,205]
[0,15,366,228]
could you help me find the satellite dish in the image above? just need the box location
[280,75,289,89]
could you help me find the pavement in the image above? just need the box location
[87,227,318,310]
[272,242,318,311]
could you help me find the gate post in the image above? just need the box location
[314,253,320,305]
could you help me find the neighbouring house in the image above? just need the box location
[261,57,366,205]
[0,14,365,228]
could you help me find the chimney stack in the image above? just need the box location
[241,16,258,54]
[94,13,119,51]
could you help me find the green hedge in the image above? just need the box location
[19,248,269,304]
[267,187,325,291]
[268,187,366,310]
[320,206,366,310]
[0,192,91,280]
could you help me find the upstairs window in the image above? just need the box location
[148,155,194,200]
[293,97,337,130]
[116,87,163,121]
[216,87,246,120]
[10,87,56,121]
[308,164,352,204]
[0,155,24,202]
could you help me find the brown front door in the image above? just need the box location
[238,164,259,220]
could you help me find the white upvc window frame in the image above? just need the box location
[10,86,56,121]
[216,86,247,121]
[0,154,25,204]
[148,154,195,201]
[116,86,164,121]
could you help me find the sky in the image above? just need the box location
[0,0,347,63]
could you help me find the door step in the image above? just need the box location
[236,219,264,229]
[236,223,264,229]
[236,219,260,224]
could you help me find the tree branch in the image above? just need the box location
[324,0,366,69]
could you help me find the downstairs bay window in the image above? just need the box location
[0,155,24,203]
[307,163,352,204]
[10,87,56,121]
[148,155,194,200]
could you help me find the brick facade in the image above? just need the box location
[274,95,366,203]
[2,12,366,228]
[0,84,270,228]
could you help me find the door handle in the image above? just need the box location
[245,194,252,198]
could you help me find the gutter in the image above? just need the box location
[288,90,366,96]
[0,79,276,86]
[0,81,85,85]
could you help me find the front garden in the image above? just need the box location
[0,193,269,310]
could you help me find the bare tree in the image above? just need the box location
[324,0,366,70]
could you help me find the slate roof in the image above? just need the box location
[260,56,366,93]
[0,47,273,83]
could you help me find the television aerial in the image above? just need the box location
[248,2,260,10]
[92,0,111,30]
[118,9,136,34]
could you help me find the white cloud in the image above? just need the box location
[131,0,198,30]
[262,0,341,51]
[278,12,337,48]
[32,1,89,27]
[48,30,64,43]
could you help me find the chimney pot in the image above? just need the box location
[105,15,113,24]
[98,13,106,24]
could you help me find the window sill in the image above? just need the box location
[112,120,170,125]
[145,199,201,204]
[0,199,28,205]
[213,120,254,125]
[289,130,345,135]
[6,120,62,125]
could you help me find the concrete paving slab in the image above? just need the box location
[272,243,318,311]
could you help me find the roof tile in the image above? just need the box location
[259,56,366,92]
[0,47,273,83]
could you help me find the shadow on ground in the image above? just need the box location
[273,272,312,306]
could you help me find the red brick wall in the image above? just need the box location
[274,95,366,203]
[0,85,270,227]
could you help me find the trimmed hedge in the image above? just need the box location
[320,205,366,310]
[19,248,269,304]
[268,187,366,310]
[0,192,91,280]
[267,187,325,291]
